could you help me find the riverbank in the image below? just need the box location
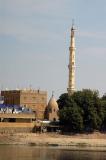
[0,132,106,150]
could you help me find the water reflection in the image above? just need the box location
[0,145,106,160]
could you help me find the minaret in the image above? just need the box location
[67,23,76,96]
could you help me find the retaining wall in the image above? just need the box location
[0,122,35,133]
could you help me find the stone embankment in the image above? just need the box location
[0,132,106,150]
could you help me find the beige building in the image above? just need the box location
[46,94,59,121]
[67,24,76,95]
[1,89,47,120]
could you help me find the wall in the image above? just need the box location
[0,122,35,133]
[1,89,47,120]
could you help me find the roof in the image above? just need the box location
[47,95,59,110]
[0,104,33,113]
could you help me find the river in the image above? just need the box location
[0,145,106,160]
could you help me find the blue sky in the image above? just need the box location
[0,0,106,99]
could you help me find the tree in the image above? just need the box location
[101,93,106,101]
[58,93,83,132]
[58,89,104,133]
[72,89,102,131]
[100,96,106,131]
[57,93,74,110]
[59,105,83,132]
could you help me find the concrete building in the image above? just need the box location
[67,24,76,96]
[1,89,47,120]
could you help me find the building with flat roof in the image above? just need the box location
[1,89,47,120]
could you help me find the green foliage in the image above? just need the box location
[58,89,106,133]
[101,93,106,101]
[59,105,83,132]
[57,93,74,110]
[100,95,106,130]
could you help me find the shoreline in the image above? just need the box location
[0,132,106,151]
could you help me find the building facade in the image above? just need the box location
[1,89,47,120]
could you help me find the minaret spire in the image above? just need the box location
[72,19,74,29]
[67,22,76,96]
[52,91,54,97]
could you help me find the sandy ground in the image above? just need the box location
[0,132,106,151]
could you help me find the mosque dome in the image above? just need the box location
[48,94,59,111]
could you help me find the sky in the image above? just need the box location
[0,0,106,100]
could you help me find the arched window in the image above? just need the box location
[53,118,56,121]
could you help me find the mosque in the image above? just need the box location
[0,24,75,132]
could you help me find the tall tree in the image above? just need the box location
[58,93,83,132]
[58,89,104,133]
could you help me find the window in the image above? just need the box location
[53,118,56,121]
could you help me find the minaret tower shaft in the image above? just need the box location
[67,24,76,96]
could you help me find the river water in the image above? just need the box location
[0,145,106,160]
